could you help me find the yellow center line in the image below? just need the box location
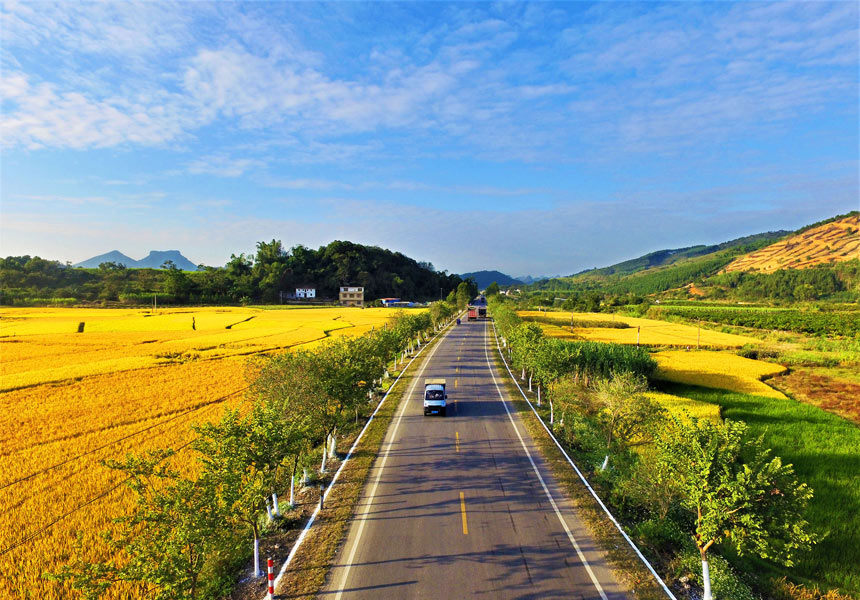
[455,431,460,453]
[460,492,469,535]
[454,378,458,388]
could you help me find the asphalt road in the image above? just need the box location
[320,319,629,600]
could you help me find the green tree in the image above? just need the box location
[586,372,664,470]
[455,281,472,310]
[193,410,275,579]
[162,261,193,303]
[485,281,500,296]
[654,417,816,600]
[50,449,228,600]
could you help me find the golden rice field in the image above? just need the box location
[646,390,722,422]
[521,310,785,401]
[518,310,761,348]
[0,306,418,600]
[652,349,788,399]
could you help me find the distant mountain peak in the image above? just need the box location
[73,250,198,271]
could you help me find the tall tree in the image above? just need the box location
[654,417,816,600]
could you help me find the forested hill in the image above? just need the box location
[530,230,789,294]
[569,231,790,281]
[0,240,462,306]
[525,215,859,302]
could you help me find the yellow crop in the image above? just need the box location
[645,391,722,422]
[518,310,761,348]
[652,350,787,399]
[0,305,421,600]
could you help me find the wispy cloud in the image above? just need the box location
[187,153,265,177]
[1,2,856,274]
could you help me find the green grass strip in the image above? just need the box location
[656,382,860,596]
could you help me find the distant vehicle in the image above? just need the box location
[423,378,447,416]
[467,308,477,320]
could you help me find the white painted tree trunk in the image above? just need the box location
[302,467,309,485]
[320,444,327,473]
[265,498,273,522]
[272,492,280,516]
[330,434,337,458]
[550,399,554,426]
[521,367,525,380]
[289,476,295,508]
[253,536,261,577]
[600,454,609,471]
[537,385,541,407]
[702,560,712,600]
[528,373,533,392]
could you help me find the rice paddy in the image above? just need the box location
[518,310,762,348]
[0,305,419,600]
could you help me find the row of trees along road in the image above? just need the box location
[51,305,457,600]
[490,298,816,600]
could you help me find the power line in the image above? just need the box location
[0,439,195,557]
[0,386,248,491]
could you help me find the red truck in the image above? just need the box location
[467,308,478,320]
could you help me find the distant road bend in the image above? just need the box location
[321,319,629,599]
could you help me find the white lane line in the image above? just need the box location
[482,322,610,600]
[332,325,453,600]
[266,321,459,599]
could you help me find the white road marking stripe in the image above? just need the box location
[482,322,610,600]
[332,325,453,600]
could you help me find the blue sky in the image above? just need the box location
[1,1,857,277]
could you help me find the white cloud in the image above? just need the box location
[187,153,265,177]
[1,72,200,149]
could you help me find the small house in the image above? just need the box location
[296,286,316,299]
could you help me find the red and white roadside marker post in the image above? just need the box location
[266,557,274,600]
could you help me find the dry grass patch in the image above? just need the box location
[770,368,860,425]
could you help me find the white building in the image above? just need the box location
[296,286,316,299]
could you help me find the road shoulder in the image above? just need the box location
[485,322,669,600]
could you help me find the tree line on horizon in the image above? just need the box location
[0,240,465,306]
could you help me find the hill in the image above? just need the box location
[72,250,136,269]
[524,214,860,302]
[723,213,859,273]
[459,270,522,289]
[530,231,789,295]
[74,250,198,271]
[571,231,790,280]
[2,240,463,306]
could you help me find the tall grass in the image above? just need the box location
[656,382,860,596]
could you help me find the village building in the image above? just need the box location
[295,286,316,299]
[339,286,364,307]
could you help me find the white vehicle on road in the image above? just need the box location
[423,378,448,416]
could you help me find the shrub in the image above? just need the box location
[675,550,759,600]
